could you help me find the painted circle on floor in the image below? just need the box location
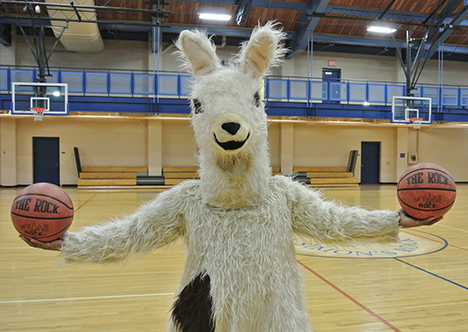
[295,230,448,259]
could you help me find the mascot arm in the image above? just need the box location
[290,181,400,243]
[60,187,186,264]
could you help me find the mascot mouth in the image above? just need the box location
[214,133,250,151]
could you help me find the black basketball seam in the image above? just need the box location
[398,199,455,212]
[13,193,74,210]
[10,211,73,220]
[400,167,455,183]
[397,187,457,192]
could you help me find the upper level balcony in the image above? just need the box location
[1,65,468,123]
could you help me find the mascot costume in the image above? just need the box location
[24,23,433,332]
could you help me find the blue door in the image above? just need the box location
[361,142,380,184]
[322,68,341,103]
[33,137,60,185]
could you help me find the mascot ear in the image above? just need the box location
[177,30,220,77]
[240,22,286,80]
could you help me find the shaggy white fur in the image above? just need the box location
[60,22,401,332]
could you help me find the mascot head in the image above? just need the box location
[176,22,286,209]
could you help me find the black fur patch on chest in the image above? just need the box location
[171,273,215,332]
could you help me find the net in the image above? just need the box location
[410,117,423,130]
[30,107,45,121]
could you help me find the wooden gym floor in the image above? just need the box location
[1,184,467,331]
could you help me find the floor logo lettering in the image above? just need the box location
[295,230,447,259]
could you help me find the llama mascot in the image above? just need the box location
[23,23,437,332]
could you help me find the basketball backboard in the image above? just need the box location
[11,82,68,116]
[392,96,432,124]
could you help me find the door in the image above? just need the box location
[33,137,60,185]
[361,142,380,184]
[322,68,341,103]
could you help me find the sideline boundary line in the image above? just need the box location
[0,292,174,305]
[297,260,401,332]
[394,258,468,291]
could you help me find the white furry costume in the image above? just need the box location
[61,23,401,332]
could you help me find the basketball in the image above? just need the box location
[11,183,74,242]
[397,163,456,220]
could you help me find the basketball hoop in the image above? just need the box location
[30,107,45,121]
[409,117,423,130]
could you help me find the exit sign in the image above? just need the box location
[328,60,336,66]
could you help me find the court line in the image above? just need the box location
[401,229,468,252]
[394,258,468,291]
[400,229,445,243]
[297,260,402,332]
[0,247,34,250]
[446,244,468,252]
[438,224,468,233]
[0,292,174,305]
[75,193,99,212]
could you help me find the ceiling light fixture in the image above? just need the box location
[199,13,232,21]
[367,26,397,34]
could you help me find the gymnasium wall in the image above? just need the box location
[413,128,468,180]
[12,37,151,71]
[291,51,399,82]
[2,116,468,185]
[293,124,397,182]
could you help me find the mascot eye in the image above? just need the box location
[192,98,203,114]
[253,92,261,107]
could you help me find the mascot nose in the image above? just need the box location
[222,122,241,135]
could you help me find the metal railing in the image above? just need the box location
[1,65,468,108]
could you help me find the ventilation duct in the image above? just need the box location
[47,0,104,53]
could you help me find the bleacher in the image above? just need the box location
[77,166,147,187]
[75,147,359,190]
[163,166,200,186]
[293,166,359,187]
[162,166,282,185]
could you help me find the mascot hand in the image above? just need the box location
[20,235,63,251]
[397,208,443,228]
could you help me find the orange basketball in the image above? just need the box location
[397,163,456,220]
[11,183,74,242]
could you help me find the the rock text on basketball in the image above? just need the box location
[427,172,449,185]
[15,198,32,211]
[406,172,424,185]
[33,199,60,214]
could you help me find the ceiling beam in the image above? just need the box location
[327,6,428,23]
[173,0,309,11]
[444,16,468,26]
[425,2,468,59]
[313,34,407,49]
[312,33,468,55]
[0,18,262,38]
[286,0,330,59]
[6,17,468,55]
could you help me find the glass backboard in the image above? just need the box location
[392,96,432,124]
[11,82,68,116]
